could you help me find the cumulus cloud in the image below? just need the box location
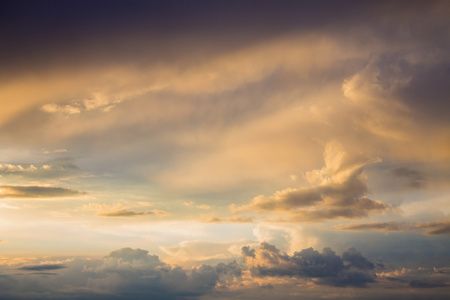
[1,244,450,299]
[0,185,84,199]
[0,247,242,300]
[242,242,378,287]
[237,141,389,221]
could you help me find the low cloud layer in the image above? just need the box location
[1,243,448,299]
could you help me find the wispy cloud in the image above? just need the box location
[336,220,450,235]
[82,203,170,217]
[0,185,84,199]
[18,263,66,271]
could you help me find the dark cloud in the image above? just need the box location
[18,264,66,271]
[0,185,85,199]
[378,266,450,291]
[410,280,449,288]
[4,0,444,77]
[243,242,377,287]
[414,221,450,235]
[336,222,407,232]
[1,246,450,299]
[336,220,450,235]
[391,167,426,188]
[97,209,152,217]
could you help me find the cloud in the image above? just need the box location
[18,264,66,271]
[97,209,152,217]
[242,242,377,287]
[200,216,254,223]
[237,141,390,222]
[82,202,170,217]
[336,220,450,235]
[377,266,450,289]
[0,185,84,199]
[414,220,450,235]
[0,157,81,180]
[0,244,449,299]
[184,201,211,210]
[391,167,426,188]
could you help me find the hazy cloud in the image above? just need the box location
[0,157,81,180]
[82,203,169,217]
[378,266,450,289]
[0,185,84,199]
[414,221,450,235]
[200,216,254,223]
[336,220,450,235]
[391,167,426,188]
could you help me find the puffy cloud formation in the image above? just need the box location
[0,158,81,180]
[242,242,377,287]
[1,244,450,299]
[238,142,390,221]
[0,247,242,300]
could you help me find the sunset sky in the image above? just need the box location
[1,1,449,299]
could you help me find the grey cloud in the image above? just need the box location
[410,280,449,288]
[0,185,85,199]
[97,210,152,217]
[391,167,426,188]
[244,242,377,287]
[342,247,375,270]
[378,266,450,290]
[18,264,66,271]
[336,222,407,232]
[414,221,450,235]
[336,220,450,235]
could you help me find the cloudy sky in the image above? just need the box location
[1,0,449,299]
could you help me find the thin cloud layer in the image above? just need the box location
[0,185,84,199]
[336,220,450,235]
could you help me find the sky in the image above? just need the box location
[0,0,450,299]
